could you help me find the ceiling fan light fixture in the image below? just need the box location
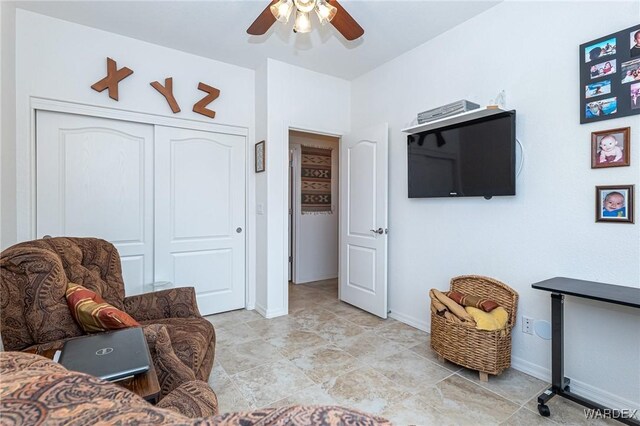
[270,0,294,23]
[315,0,337,25]
[293,0,316,14]
[293,10,312,33]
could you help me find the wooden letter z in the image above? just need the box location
[193,82,220,119]
[151,77,181,113]
[91,57,134,101]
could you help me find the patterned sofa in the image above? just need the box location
[0,237,215,399]
[0,352,391,425]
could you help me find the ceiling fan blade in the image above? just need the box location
[247,0,279,36]
[328,0,364,41]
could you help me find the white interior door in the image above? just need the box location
[154,126,246,315]
[339,123,389,318]
[36,111,154,296]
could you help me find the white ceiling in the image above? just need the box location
[14,0,501,80]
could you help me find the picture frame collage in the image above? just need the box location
[580,24,640,124]
[582,25,638,224]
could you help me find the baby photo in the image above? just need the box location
[596,185,634,223]
[585,80,611,99]
[591,127,630,168]
[585,37,616,63]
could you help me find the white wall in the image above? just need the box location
[8,9,256,247]
[1,3,17,250]
[256,58,350,317]
[290,132,339,284]
[351,1,640,409]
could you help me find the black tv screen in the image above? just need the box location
[407,111,516,198]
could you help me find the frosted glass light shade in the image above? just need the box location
[294,0,316,13]
[315,0,337,25]
[270,0,294,23]
[293,10,312,33]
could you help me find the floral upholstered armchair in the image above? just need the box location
[0,237,215,399]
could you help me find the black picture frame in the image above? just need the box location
[580,24,640,124]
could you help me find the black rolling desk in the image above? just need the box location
[532,277,640,425]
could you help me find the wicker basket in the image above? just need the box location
[430,275,519,378]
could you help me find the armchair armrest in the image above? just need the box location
[156,380,218,418]
[124,287,202,321]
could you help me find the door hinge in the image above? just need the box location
[289,256,293,262]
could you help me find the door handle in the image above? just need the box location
[236,227,243,233]
[370,228,384,235]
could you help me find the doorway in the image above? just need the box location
[288,130,340,300]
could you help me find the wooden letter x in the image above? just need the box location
[91,57,133,101]
[193,82,220,119]
[150,78,181,113]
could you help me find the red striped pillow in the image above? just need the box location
[65,282,140,333]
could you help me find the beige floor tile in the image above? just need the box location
[320,300,367,317]
[215,323,264,348]
[381,394,458,426]
[417,374,520,424]
[268,383,339,408]
[408,337,463,372]
[287,344,363,384]
[205,309,263,329]
[320,366,412,415]
[374,321,429,348]
[369,349,453,395]
[524,395,619,425]
[341,310,396,330]
[265,329,330,357]
[216,339,284,375]
[231,360,314,408]
[458,367,549,405]
[290,307,338,330]
[313,317,367,345]
[335,330,406,363]
[501,407,559,425]
[245,315,302,339]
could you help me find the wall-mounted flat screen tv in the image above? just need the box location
[407,110,516,198]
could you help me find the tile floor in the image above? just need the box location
[205,279,614,425]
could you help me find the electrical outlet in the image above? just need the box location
[522,316,534,335]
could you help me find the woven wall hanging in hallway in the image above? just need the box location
[301,146,332,214]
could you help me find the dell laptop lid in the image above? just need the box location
[58,327,150,381]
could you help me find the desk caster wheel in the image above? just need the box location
[538,404,550,417]
[564,385,570,392]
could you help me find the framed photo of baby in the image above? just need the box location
[596,185,634,223]
[591,127,630,168]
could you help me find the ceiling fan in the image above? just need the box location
[247,0,364,41]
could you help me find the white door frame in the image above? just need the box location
[284,124,344,308]
[23,97,254,308]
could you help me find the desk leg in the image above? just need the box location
[537,293,569,416]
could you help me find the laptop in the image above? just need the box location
[58,327,151,382]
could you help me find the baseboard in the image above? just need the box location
[254,302,287,319]
[388,310,429,333]
[255,303,267,318]
[511,356,638,411]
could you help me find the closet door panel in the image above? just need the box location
[36,111,154,296]
[155,126,246,315]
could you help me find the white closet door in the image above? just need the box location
[154,126,246,315]
[36,111,154,296]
